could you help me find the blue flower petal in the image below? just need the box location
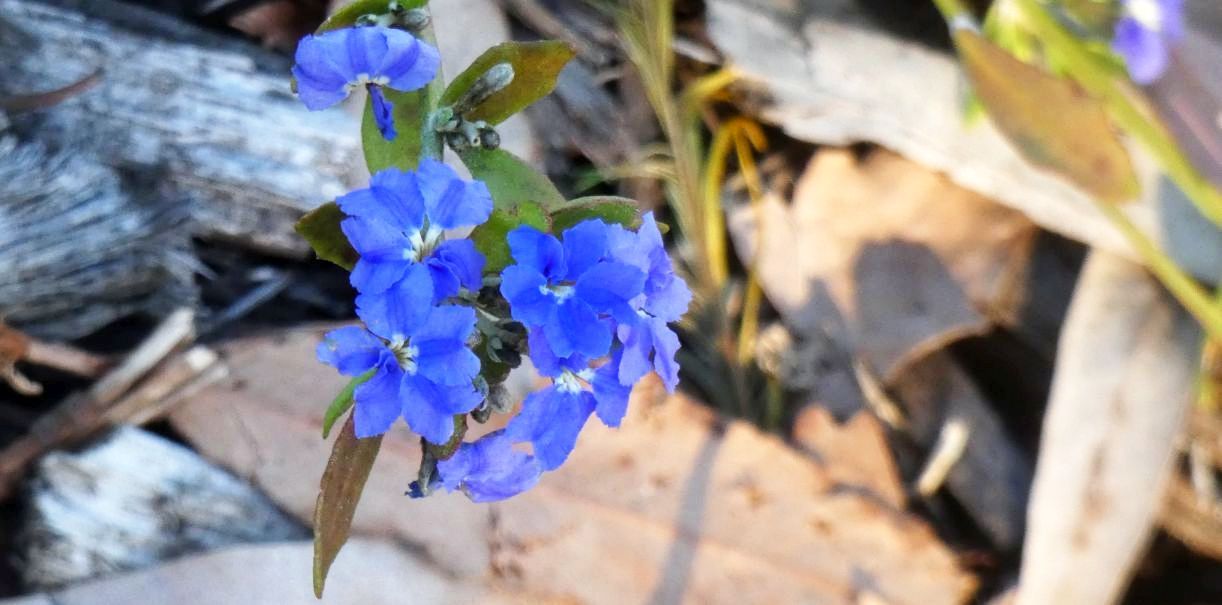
[437,430,541,502]
[593,351,633,427]
[575,261,646,324]
[376,29,441,92]
[368,85,397,140]
[427,238,485,300]
[399,374,462,444]
[507,227,566,281]
[644,274,692,322]
[500,265,555,326]
[337,169,426,234]
[544,298,610,359]
[615,323,653,386]
[507,386,595,471]
[526,327,589,378]
[1114,17,1168,84]
[292,32,356,110]
[352,354,405,438]
[651,318,682,392]
[415,159,493,230]
[356,263,433,340]
[560,220,609,280]
[413,304,477,343]
[317,326,384,376]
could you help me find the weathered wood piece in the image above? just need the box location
[0,125,196,339]
[1,0,366,257]
[1016,252,1200,605]
[17,425,306,589]
[706,0,1222,280]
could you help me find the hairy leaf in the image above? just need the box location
[313,414,383,598]
[458,147,565,210]
[316,0,428,33]
[550,196,641,233]
[322,370,375,439]
[295,202,357,270]
[954,30,1139,204]
[470,202,550,274]
[441,41,576,124]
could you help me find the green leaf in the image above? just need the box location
[322,370,375,439]
[458,147,565,210]
[316,0,428,32]
[313,414,382,598]
[469,202,549,274]
[295,202,357,270]
[361,89,428,172]
[441,41,575,124]
[954,30,1139,204]
[549,196,641,233]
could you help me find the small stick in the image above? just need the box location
[915,417,970,498]
[0,309,194,500]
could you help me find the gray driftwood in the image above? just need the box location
[1,0,366,258]
[0,121,195,339]
[16,425,306,590]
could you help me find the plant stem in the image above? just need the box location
[1096,202,1222,341]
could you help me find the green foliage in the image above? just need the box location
[458,147,566,210]
[549,196,641,233]
[295,202,358,270]
[470,202,549,274]
[361,89,429,172]
[441,41,576,124]
[313,414,383,598]
[322,370,375,439]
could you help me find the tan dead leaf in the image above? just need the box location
[169,327,978,605]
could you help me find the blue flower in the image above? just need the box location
[499,221,646,360]
[338,160,492,298]
[1113,0,1184,84]
[292,25,440,140]
[436,430,542,502]
[607,213,691,392]
[317,264,483,443]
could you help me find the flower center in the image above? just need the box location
[555,368,594,394]
[543,283,576,303]
[401,224,445,262]
[349,73,391,90]
[389,338,420,374]
[1127,0,1163,31]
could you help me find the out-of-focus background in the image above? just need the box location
[0,0,1219,603]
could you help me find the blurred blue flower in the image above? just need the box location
[505,357,627,470]
[436,430,542,502]
[500,221,646,360]
[608,213,691,392]
[317,264,483,443]
[1113,0,1184,84]
[338,160,492,298]
[292,25,440,139]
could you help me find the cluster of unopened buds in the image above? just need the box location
[291,14,690,502]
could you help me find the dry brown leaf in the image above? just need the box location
[1016,252,1200,605]
[169,327,978,605]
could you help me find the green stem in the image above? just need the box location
[1011,0,1222,228]
[1096,202,1222,341]
[418,12,446,161]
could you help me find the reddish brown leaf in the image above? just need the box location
[313,414,383,598]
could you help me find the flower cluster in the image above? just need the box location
[1112,0,1184,84]
[296,24,689,503]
